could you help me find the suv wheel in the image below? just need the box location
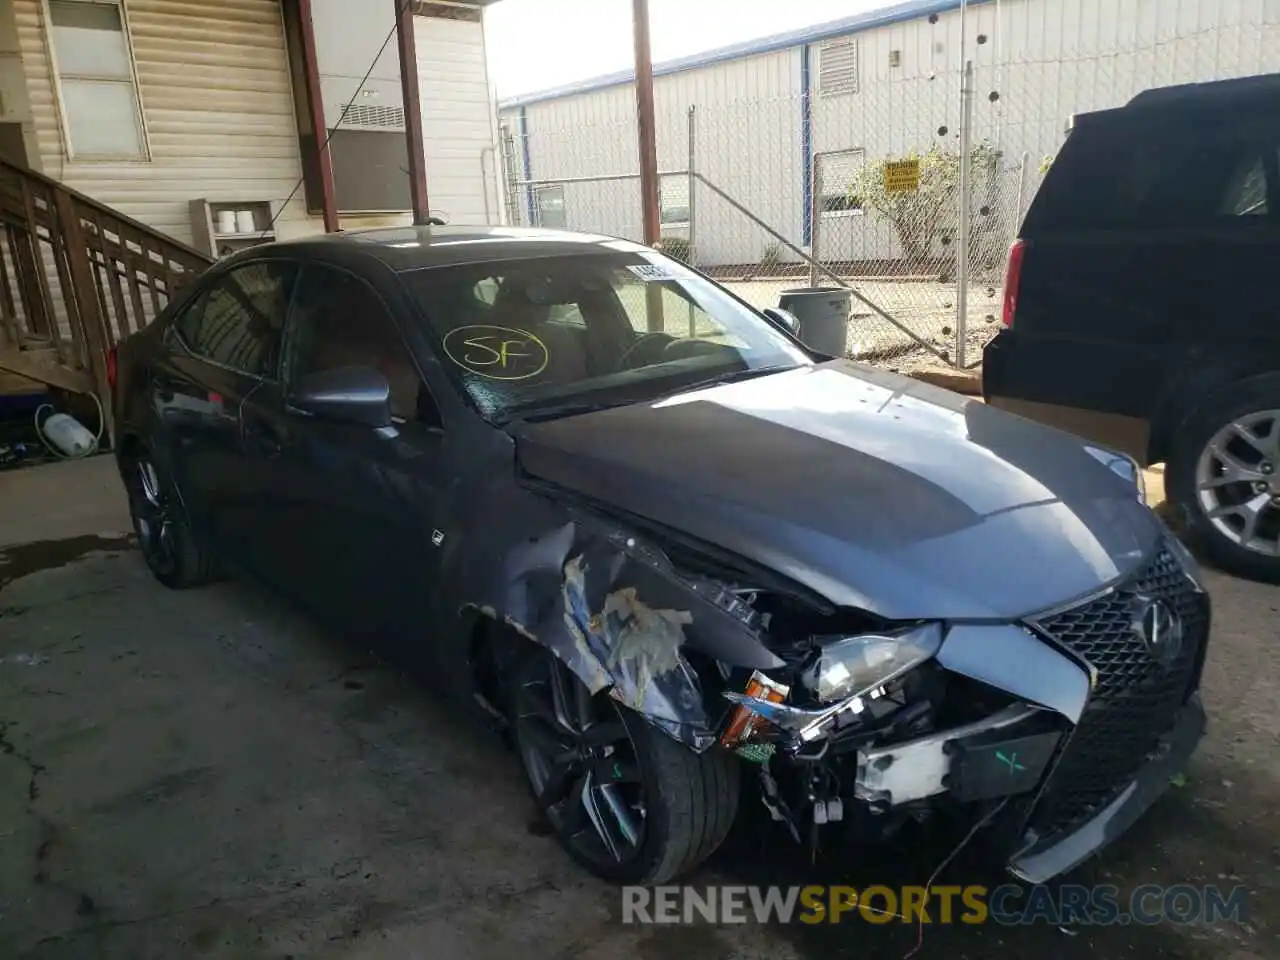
[510,645,739,884]
[124,452,220,589]
[1168,381,1280,583]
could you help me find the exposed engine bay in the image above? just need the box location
[691,583,1069,857]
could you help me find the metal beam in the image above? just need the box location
[296,0,339,232]
[396,0,432,225]
[632,0,660,247]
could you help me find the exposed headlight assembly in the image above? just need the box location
[799,623,944,703]
[1085,445,1146,503]
[723,623,943,744]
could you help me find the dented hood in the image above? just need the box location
[514,361,1163,620]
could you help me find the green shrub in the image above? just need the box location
[759,241,783,273]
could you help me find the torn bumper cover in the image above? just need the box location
[1008,694,1206,883]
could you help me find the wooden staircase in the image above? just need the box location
[0,159,214,441]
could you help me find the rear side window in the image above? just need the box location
[1218,152,1272,216]
[173,261,297,377]
[1025,111,1280,232]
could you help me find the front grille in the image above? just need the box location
[1025,545,1207,841]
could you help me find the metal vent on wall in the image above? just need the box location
[819,37,859,96]
[339,102,407,129]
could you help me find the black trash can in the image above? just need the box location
[777,287,851,357]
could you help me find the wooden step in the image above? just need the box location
[0,343,92,395]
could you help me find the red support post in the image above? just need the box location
[632,0,661,248]
[297,0,339,232]
[396,0,431,225]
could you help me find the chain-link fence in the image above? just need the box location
[499,3,1280,370]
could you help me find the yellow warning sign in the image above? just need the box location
[883,159,921,194]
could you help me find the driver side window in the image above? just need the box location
[282,264,433,423]
[615,276,743,345]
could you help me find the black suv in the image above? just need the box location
[984,73,1280,582]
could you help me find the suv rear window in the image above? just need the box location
[1023,110,1280,233]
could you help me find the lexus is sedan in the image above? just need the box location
[110,226,1209,885]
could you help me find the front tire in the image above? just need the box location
[511,646,739,884]
[1168,378,1280,583]
[124,452,219,589]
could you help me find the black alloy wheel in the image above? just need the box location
[510,643,741,885]
[514,648,648,874]
[129,455,178,579]
[124,452,218,589]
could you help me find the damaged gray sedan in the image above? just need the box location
[112,225,1210,887]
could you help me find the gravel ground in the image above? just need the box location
[721,277,1004,369]
[1,456,1277,959]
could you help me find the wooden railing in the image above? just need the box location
[0,158,214,439]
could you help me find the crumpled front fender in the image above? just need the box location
[477,516,783,751]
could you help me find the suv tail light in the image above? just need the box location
[106,345,118,391]
[1001,238,1026,328]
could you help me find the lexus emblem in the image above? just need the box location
[1131,595,1183,665]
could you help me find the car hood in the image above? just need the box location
[513,361,1163,620]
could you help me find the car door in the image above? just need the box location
[154,260,296,565]
[240,260,448,657]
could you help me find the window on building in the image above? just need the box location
[534,185,567,228]
[175,262,298,378]
[660,175,689,225]
[47,0,147,160]
[818,149,865,216]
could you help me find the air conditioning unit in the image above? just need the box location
[309,0,408,133]
[310,0,412,212]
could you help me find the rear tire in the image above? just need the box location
[124,451,220,589]
[510,645,739,884]
[1167,377,1280,584]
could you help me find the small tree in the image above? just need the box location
[848,142,1001,267]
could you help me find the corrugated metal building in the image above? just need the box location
[499,0,1280,268]
[0,0,502,250]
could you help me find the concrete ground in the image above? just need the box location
[1,455,1278,960]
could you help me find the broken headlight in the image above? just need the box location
[798,623,943,704]
[1085,445,1146,502]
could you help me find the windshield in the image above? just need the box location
[399,250,811,420]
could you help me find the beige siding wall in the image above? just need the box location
[12,0,410,246]
[16,0,313,243]
[416,14,499,225]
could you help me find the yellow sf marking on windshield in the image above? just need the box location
[462,337,532,367]
[441,325,549,381]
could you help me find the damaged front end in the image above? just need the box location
[705,545,1208,883]
[480,502,1206,884]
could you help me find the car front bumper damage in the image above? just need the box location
[471,498,1207,885]
[1008,694,1206,883]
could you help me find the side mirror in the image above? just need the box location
[288,365,392,428]
[761,307,801,336]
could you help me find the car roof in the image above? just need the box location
[1123,71,1280,113]
[254,225,654,274]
